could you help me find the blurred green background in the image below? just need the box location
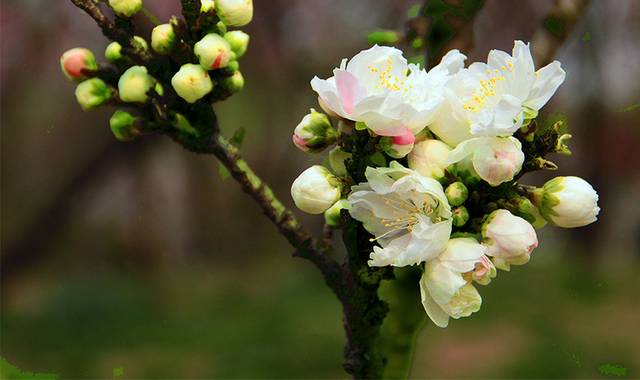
[1,0,639,378]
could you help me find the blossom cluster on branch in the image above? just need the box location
[291,42,600,328]
[61,0,252,140]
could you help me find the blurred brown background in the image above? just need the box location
[1,0,639,378]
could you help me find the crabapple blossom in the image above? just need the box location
[533,176,600,228]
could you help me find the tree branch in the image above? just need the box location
[70,0,152,63]
[532,0,591,66]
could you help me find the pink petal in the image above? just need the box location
[391,127,415,145]
[335,70,365,115]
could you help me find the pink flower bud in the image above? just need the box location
[482,209,538,271]
[60,48,97,80]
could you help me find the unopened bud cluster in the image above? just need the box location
[290,42,600,328]
[61,0,253,141]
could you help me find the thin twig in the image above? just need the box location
[70,0,152,63]
[532,0,591,66]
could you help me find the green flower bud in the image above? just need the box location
[506,196,547,229]
[108,0,142,18]
[329,147,352,177]
[151,24,176,54]
[445,182,468,207]
[118,65,155,103]
[171,63,214,103]
[532,176,600,228]
[216,0,253,26]
[104,42,123,62]
[132,35,149,52]
[324,199,349,228]
[224,31,250,58]
[292,109,337,153]
[220,71,244,93]
[60,48,97,81]
[194,33,232,70]
[201,0,215,13]
[452,206,470,227]
[226,60,240,73]
[75,78,113,110]
[109,110,139,141]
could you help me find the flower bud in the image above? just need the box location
[471,256,496,286]
[171,63,214,103]
[381,129,415,159]
[291,166,342,214]
[447,137,524,186]
[329,147,352,177]
[216,0,253,26]
[75,78,113,110]
[132,36,149,52]
[109,110,139,141]
[60,48,97,80]
[445,182,468,207]
[451,206,469,227]
[408,139,451,180]
[108,0,142,18]
[482,209,538,271]
[118,65,155,103]
[292,109,337,153]
[506,196,547,229]
[324,199,349,227]
[104,42,123,62]
[224,31,250,58]
[440,283,482,320]
[151,24,176,55]
[194,33,233,70]
[219,70,244,94]
[533,176,600,228]
[200,0,215,13]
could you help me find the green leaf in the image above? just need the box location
[368,152,387,167]
[230,127,246,147]
[113,367,124,378]
[171,112,199,137]
[218,162,231,180]
[616,102,640,113]
[407,3,421,18]
[367,30,399,45]
[581,31,592,42]
[355,121,368,131]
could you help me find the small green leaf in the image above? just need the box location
[407,3,421,18]
[544,17,565,37]
[230,127,246,147]
[616,102,640,113]
[367,30,399,45]
[581,31,592,41]
[355,121,368,131]
[368,152,387,167]
[598,363,627,377]
[113,367,124,378]
[218,162,230,180]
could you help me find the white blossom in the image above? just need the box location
[348,162,452,267]
[430,40,566,146]
[419,238,486,327]
[311,46,465,137]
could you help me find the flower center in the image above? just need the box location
[463,62,514,112]
[368,58,412,95]
[369,193,442,242]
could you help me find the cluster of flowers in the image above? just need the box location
[60,0,252,139]
[290,42,600,327]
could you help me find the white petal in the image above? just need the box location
[420,274,450,328]
[310,76,348,118]
[525,61,566,111]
